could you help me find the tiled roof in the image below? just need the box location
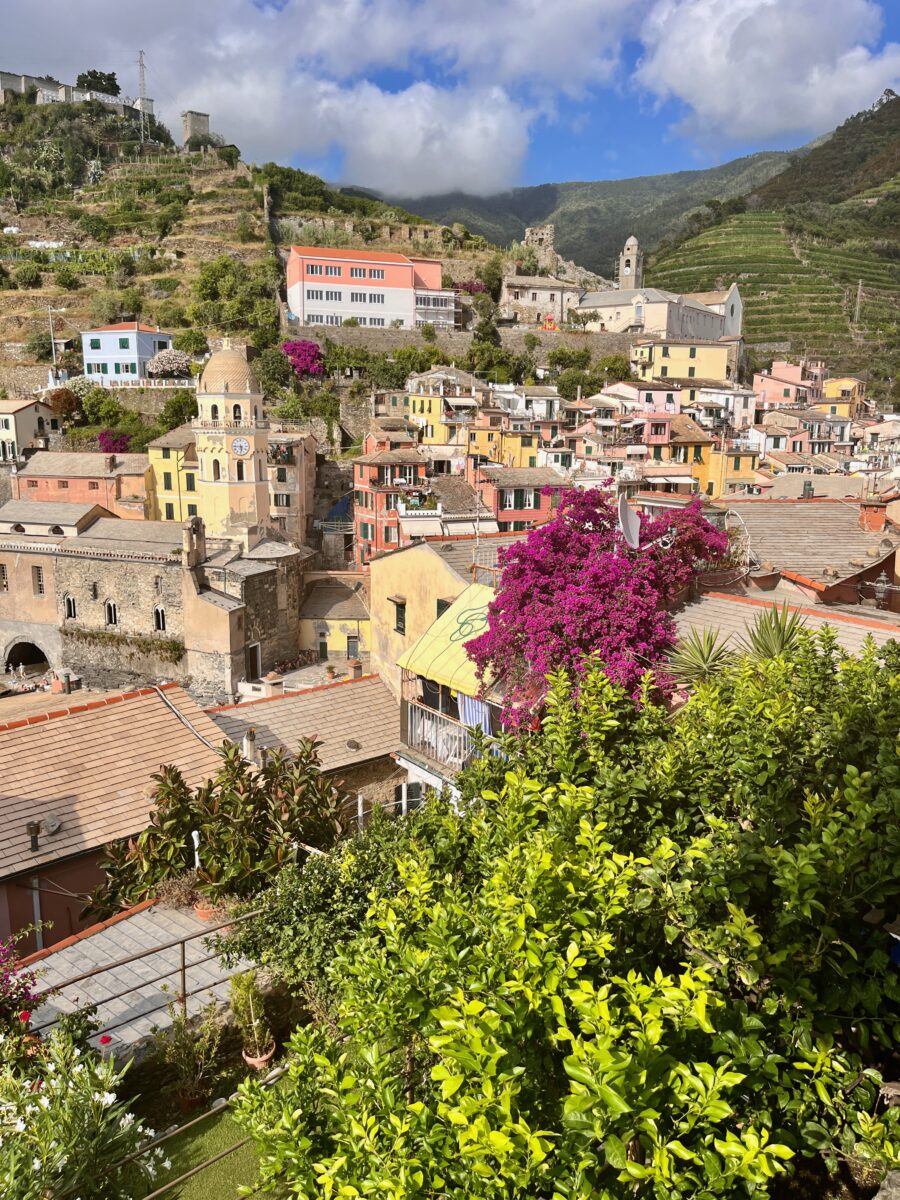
[425,532,527,578]
[0,500,102,527]
[300,580,369,620]
[766,474,877,500]
[0,396,50,413]
[207,674,399,772]
[430,476,489,516]
[74,518,183,551]
[353,449,425,465]
[727,499,900,583]
[147,424,197,450]
[676,592,900,655]
[0,685,225,878]
[504,275,579,289]
[669,414,714,444]
[478,466,568,487]
[17,451,149,478]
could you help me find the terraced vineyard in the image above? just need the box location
[648,210,900,380]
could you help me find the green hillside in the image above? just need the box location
[648,207,900,393]
[648,93,900,397]
[388,149,799,274]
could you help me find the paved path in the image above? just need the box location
[30,904,245,1053]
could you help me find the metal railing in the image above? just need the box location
[404,701,478,774]
[31,908,260,1040]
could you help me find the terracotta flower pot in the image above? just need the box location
[242,1042,276,1071]
[193,899,218,922]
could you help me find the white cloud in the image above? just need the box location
[635,0,900,143]
[1,0,898,194]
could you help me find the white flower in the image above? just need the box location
[32,1157,41,1173]
[119,1113,134,1130]
[14,1118,25,1133]
[39,1097,50,1109]
[163,1158,172,1170]
[99,1092,116,1107]
[72,1063,83,1075]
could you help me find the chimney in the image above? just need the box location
[349,658,363,679]
[801,480,814,499]
[859,499,887,534]
[242,727,257,763]
[105,454,116,472]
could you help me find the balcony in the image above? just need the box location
[402,701,478,776]
[193,419,269,433]
[397,500,442,518]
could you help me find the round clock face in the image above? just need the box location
[232,437,250,456]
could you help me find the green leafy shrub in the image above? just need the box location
[53,264,81,290]
[230,970,274,1058]
[14,262,42,288]
[24,328,53,361]
[234,636,900,1196]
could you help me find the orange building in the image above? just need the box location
[286,245,457,330]
[11,450,149,518]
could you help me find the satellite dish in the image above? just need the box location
[617,492,641,550]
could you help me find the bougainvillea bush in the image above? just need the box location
[281,339,324,378]
[97,430,132,454]
[466,488,727,723]
[0,934,42,1039]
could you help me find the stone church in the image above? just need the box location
[0,348,312,704]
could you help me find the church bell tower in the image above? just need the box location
[618,235,643,288]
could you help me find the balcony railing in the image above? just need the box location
[193,419,269,432]
[403,701,478,775]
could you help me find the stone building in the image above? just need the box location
[523,224,557,272]
[181,110,210,146]
[0,499,309,703]
[617,235,643,288]
[499,276,582,327]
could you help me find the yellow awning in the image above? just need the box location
[397,582,495,697]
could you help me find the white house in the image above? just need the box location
[573,286,740,340]
[697,385,757,430]
[81,322,173,384]
[0,397,58,461]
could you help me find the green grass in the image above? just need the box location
[139,1108,260,1199]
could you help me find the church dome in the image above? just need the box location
[199,346,261,395]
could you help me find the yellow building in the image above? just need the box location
[662,414,715,492]
[298,575,370,662]
[465,423,539,468]
[632,338,737,388]
[147,426,200,522]
[703,446,759,498]
[818,376,866,419]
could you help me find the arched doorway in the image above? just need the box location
[5,641,49,675]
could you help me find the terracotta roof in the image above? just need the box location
[0,684,225,878]
[727,499,900,583]
[300,580,369,621]
[207,674,399,772]
[89,322,162,333]
[17,451,148,478]
[290,244,437,266]
[676,592,900,655]
[353,449,425,465]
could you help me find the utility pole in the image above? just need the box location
[48,305,58,378]
[854,278,863,326]
[137,49,147,144]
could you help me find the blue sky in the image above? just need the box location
[5,0,900,195]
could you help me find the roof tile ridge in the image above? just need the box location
[206,672,381,713]
[0,685,176,732]
[18,898,158,967]
[704,590,895,631]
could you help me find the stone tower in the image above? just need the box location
[618,235,643,288]
[524,224,557,272]
[193,344,270,539]
[181,110,210,148]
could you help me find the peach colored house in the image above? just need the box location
[752,359,825,409]
[286,245,457,330]
[12,450,150,519]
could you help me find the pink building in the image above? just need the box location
[753,358,825,409]
[286,246,457,330]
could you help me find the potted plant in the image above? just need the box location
[230,970,275,1071]
[324,663,336,680]
[151,999,223,1112]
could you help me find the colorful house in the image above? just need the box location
[12,450,149,519]
[819,377,866,419]
[286,246,457,330]
[80,322,174,384]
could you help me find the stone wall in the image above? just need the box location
[55,555,184,641]
[284,322,634,363]
[59,627,187,691]
[338,757,409,816]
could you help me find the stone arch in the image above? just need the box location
[4,639,51,674]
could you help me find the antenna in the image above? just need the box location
[617,492,641,549]
[137,49,147,144]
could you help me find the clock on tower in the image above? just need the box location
[232,437,250,456]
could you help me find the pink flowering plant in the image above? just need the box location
[0,934,43,1039]
[466,488,728,725]
[281,339,325,379]
[97,430,132,454]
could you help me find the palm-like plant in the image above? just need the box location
[739,603,807,660]
[669,627,737,689]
